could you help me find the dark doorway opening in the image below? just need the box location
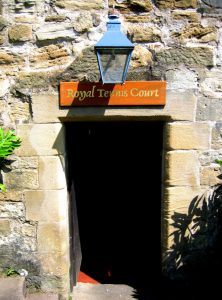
[66,121,163,290]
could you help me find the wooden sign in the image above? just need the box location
[60,81,166,106]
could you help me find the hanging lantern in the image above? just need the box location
[95,14,134,84]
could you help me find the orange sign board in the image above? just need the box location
[60,81,166,106]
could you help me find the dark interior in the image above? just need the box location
[65,121,163,289]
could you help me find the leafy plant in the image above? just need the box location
[215,159,222,166]
[0,128,21,192]
[4,267,19,277]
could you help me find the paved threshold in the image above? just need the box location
[73,283,138,300]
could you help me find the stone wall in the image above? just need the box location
[0,0,222,297]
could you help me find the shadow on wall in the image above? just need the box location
[164,181,222,299]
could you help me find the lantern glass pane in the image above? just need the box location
[99,49,128,83]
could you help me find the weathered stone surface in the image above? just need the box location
[39,156,66,190]
[164,186,202,214]
[13,71,59,93]
[175,0,197,8]
[131,45,153,68]
[16,124,65,156]
[196,97,222,121]
[202,0,222,8]
[0,50,25,71]
[55,0,104,10]
[3,170,39,190]
[73,12,93,33]
[0,191,23,202]
[165,122,211,150]
[125,15,152,23]
[45,15,67,22]
[9,156,38,170]
[8,24,32,42]
[15,15,36,23]
[171,11,200,22]
[30,44,71,69]
[9,99,31,123]
[0,34,5,45]
[0,78,10,97]
[34,90,196,122]
[21,223,36,237]
[176,24,218,42]
[155,0,197,9]
[58,47,99,82]
[0,16,8,31]
[200,69,222,98]
[25,189,68,222]
[200,166,222,186]
[39,252,70,276]
[10,0,39,13]
[165,151,200,186]
[166,69,198,90]
[156,47,214,67]
[38,222,69,254]
[128,26,161,42]
[129,0,153,11]
[32,94,60,123]
[0,220,11,236]
[36,25,75,42]
[212,122,222,149]
[0,202,25,219]
[199,151,222,167]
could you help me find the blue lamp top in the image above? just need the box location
[95,15,134,49]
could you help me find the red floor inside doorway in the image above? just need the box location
[78,272,100,284]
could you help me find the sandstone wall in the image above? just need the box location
[0,0,222,297]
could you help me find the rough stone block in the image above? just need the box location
[25,189,68,222]
[38,156,66,190]
[165,122,211,150]
[0,220,11,236]
[200,166,222,186]
[39,252,70,276]
[131,45,153,68]
[32,94,61,123]
[156,47,214,67]
[171,11,200,22]
[54,90,197,122]
[30,44,71,69]
[196,97,222,121]
[73,12,93,33]
[3,170,39,190]
[9,24,32,42]
[0,79,10,97]
[55,0,104,10]
[164,186,203,215]
[128,26,161,43]
[16,124,65,156]
[0,49,25,72]
[37,222,69,254]
[212,122,222,149]
[10,99,31,123]
[0,202,25,219]
[166,69,198,90]
[200,69,222,98]
[165,151,200,186]
[0,191,23,202]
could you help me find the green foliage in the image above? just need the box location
[215,159,222,166]
[0,128,21,160]
[4,267,19,277]
[0,128,21,192]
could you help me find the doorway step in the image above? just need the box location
[73,283,137,300]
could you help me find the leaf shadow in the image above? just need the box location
[164,184,222,298]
